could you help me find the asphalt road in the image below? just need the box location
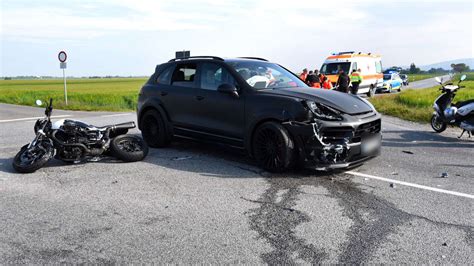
[0,102,472,264]
[404,74,451,90]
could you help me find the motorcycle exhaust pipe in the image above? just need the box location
[110,122,136,131]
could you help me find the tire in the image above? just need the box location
[12,142,54,173]
[388,85,392,93]
[140,109,170,148]
[431,114,447,133]
[110,134,149,162]
[398,84,402,92]
[367,85,375,97]
[252,122,296,172]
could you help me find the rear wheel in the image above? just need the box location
[252,122,296,172]
[431,114,447,133]
[110,134,149,162]
[12,141,54,173]
[141,109,170,148]
[398,84,402,92]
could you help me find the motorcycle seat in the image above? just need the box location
[454,99,474,108]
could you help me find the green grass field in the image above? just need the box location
[407,73,439,82]
[370,73,474,123]
[0,78,147,111]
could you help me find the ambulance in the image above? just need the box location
[320,51,383,97]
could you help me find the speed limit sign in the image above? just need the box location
[58,51,67,62]
[58,51,68,105]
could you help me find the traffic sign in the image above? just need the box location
[58,51,68,105]
[58,51,67,62]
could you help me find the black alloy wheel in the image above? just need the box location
[252,122,295,172]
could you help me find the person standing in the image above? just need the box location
[350,68,363,94]
[336,69,350,93]
[299,68,308,81]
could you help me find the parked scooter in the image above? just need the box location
[12,99,149,173]
[430,74,474,138]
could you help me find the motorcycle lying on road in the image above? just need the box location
[430,74,474,138]
[12,99,149,173]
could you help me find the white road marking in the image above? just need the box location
[346,171,474,199]
[0,115,71,123]
[100,113,132,118]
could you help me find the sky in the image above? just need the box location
[1,0,473,77]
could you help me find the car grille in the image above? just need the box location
[321,127,354,144]
[352,119,381,143]
[321,119,381,144]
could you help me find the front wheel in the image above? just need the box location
[110,134,149,162]
[12,141,54,173]
[252,122,296,172]
[431,114,447,133]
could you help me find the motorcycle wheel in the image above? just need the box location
[431,114,447,133]
[12,141,54,173]
[110,134,149,162]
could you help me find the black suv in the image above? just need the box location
[137,56,381,172]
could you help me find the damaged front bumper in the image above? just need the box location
[283,114,382,170]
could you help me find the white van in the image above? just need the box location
[320,51,383,97]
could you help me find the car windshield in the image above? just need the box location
[383,74,392,80]
[320,62,351,75]
[228,61,306,89]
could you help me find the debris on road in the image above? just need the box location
[172,156,193,161]
[112,180,118,184]
[442,242,448,247]
[391,172,398,175]
[440,172,448,178]
[402,150,414,155]
[390,183,396,188]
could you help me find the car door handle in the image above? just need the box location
[160,91,168,96]
[196,95,205,101]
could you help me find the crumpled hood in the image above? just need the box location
[263,87,374,114]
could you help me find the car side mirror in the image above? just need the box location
[35,99,43,106]
[460,74,466,81]
[217,83,239,98]
[435,77,442,84]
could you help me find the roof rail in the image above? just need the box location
[239,57,268,61]
[168,56,224,62]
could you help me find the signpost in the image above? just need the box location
[58,51,68,105]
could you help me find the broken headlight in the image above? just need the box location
[305,101,343,121]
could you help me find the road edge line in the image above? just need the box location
[346,171,474,199]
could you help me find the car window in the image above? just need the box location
[171,63,197,87]
[352,62,358,72]
[230,61,306,89]
[321,62,351,75]
[375,61,382,73]
[200,63,236,91]
[156,65,174,85]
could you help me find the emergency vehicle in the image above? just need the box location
[320,51,383,97]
